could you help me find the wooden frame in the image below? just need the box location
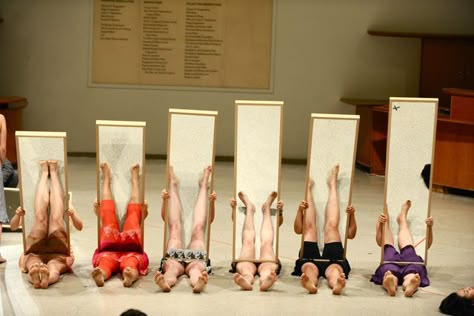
[15,131,70,254]
[96,120,146,249]
[163,109,218,261]
[233,100,283,263]
[381,97,438,265]
[299,114,359,262]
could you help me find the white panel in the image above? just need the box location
[16,133,68,253]
[97,123,145,226]
[384,98,437,262]
[307,115,358,253]
[234,102,282,261]
[167,111,216,252]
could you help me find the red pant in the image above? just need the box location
[92,250,149,279]
[99,200,142,252]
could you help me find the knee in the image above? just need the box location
[324,221,339,234]
[191,222,205,236]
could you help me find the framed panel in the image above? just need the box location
[96,120,146,247]
[15,131,69,254]
[382,98,438,264]
[164,109,218,260]
[302,114,359,261]
[233,100,283,263]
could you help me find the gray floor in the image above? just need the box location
[1,157,473,316]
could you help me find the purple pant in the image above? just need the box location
[370,245,429,287]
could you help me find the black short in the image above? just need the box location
[292,241,351,278]
[229,259,282,276]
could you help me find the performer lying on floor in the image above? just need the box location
[229,191,284,291]
[10,160,83,289]
[155,166,216,293]
[292,164,357,295]
[91,162,149,287]
[370,200,433,297]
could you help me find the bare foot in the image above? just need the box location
[193,271,208,293]
[123,267,139,287]
[199,165,212,188]
[262,191,278,212]
[383,271,398,296]
[332,272,346,295]
[100,162,111,182]
[233,273,253,291]
[301,273,318,294]
[259,271,277,291]
[91,267,106,287]
[131,163,140,179]
[29,263,42,289]
[154,271,171,292]
[397,200,412,225]
[48,160,58,173]
[328,164,340,188]
[39,263,50,289]
[404,273,420,297]
[40,160,49,173]
[238,192,255,214]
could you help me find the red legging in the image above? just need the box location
[96,254,139,280]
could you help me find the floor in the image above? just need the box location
[0,157,473,316]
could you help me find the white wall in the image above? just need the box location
[0,0,473,159]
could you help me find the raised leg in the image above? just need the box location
[303,179,318,242]
[122,164,142,232]
[258,192,278,291]
[29,161,50,242]
[188,166,212,251]
[397,200,414,249]
[324,164,341,244]
[237,191,256,261]
[47,161,66,236]
[166,166,183,250]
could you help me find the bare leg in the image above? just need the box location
[48,161,65,236]
[188,166,212,251]
[29,161,49,242]
[233,191,257,290]
[167,166,184,251]
[100,162,113,201]
[304,179,318,242]
[259,192,278,291]
[129,164,140,204]
[301,263,319,294]
[397,200,414,249]
[324,164,341,243]
[382,271,398,296]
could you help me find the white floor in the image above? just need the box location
[1,157,473,316]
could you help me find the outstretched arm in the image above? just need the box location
[9,207,24,231]
[209,191,216,223]
[346,205,357,239]
[425,217,434,249]
[293,200,308,234]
